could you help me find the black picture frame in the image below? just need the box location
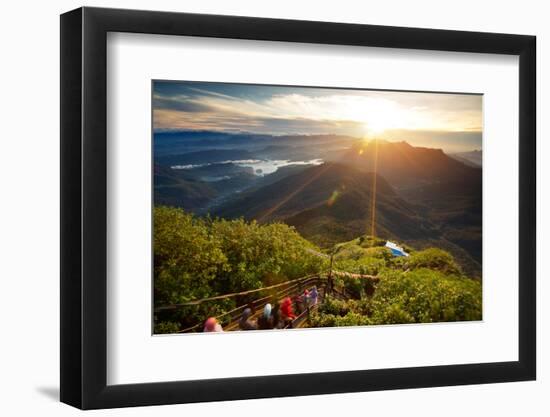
[60,6,536,410]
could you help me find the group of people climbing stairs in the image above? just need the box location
[155,265,378,333]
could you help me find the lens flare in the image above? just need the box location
[369,139,379,238]
[327,190,340,207]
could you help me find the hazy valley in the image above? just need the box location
[154,131,482,277]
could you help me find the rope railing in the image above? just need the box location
[156,245,378,309]
[154,245,380,333]
[155,273,320,312]
[156,269,377,313]
[177,275,327,333]
[331,270,378,280]
[224,278,326,332]
[217,278,319,329]
[304,247,331,259]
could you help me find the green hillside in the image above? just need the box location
[154,164,218,210]
[215,162,481,276]
[308,234,481,327]
[215,162,435,239]
[153,206,482,333]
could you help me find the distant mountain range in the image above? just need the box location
[449,150,482,167]
[342,140,480,187]
[154,131,482,276]
[215,162,438,243]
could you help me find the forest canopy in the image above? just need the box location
[154,206,326,331]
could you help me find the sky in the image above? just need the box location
[153,80,482,152]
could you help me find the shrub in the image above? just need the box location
[363,246,392,260]
[334,257,386,276]
[310,268,481,328]
[370,268,481,323]
[358,235,387,248]
[334,312,372,327]
[405,248,461,274]
[318,297,351,316]
[334,244,365,260]
[154,206,228,308]
[309,313,338,328]
[154,321,181,334]
[310,303,373,328]
[153,206,327,332]
[371,304,415,325]
[210,218,325,293]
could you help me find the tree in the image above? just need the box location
[153,206,326,332]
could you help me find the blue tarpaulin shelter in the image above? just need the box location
[385,241,409,257]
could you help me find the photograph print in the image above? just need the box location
[152,80,482,335]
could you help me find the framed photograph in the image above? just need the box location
[60,7,536,409]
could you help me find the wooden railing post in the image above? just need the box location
[328,254,334,297]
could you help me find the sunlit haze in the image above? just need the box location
[153,81,482,153]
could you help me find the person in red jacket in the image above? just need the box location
[203,317,223,332]
[280,297,296,328]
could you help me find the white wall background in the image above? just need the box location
[0,0,546,415]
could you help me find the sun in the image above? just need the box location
[360,103,398,137]
[366,121,388,135]
[363,118,390,138]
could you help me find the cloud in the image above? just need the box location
[152,81,482,150]
[379,129,482,153]
[153,109,364,136]
[153,95,214,113]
